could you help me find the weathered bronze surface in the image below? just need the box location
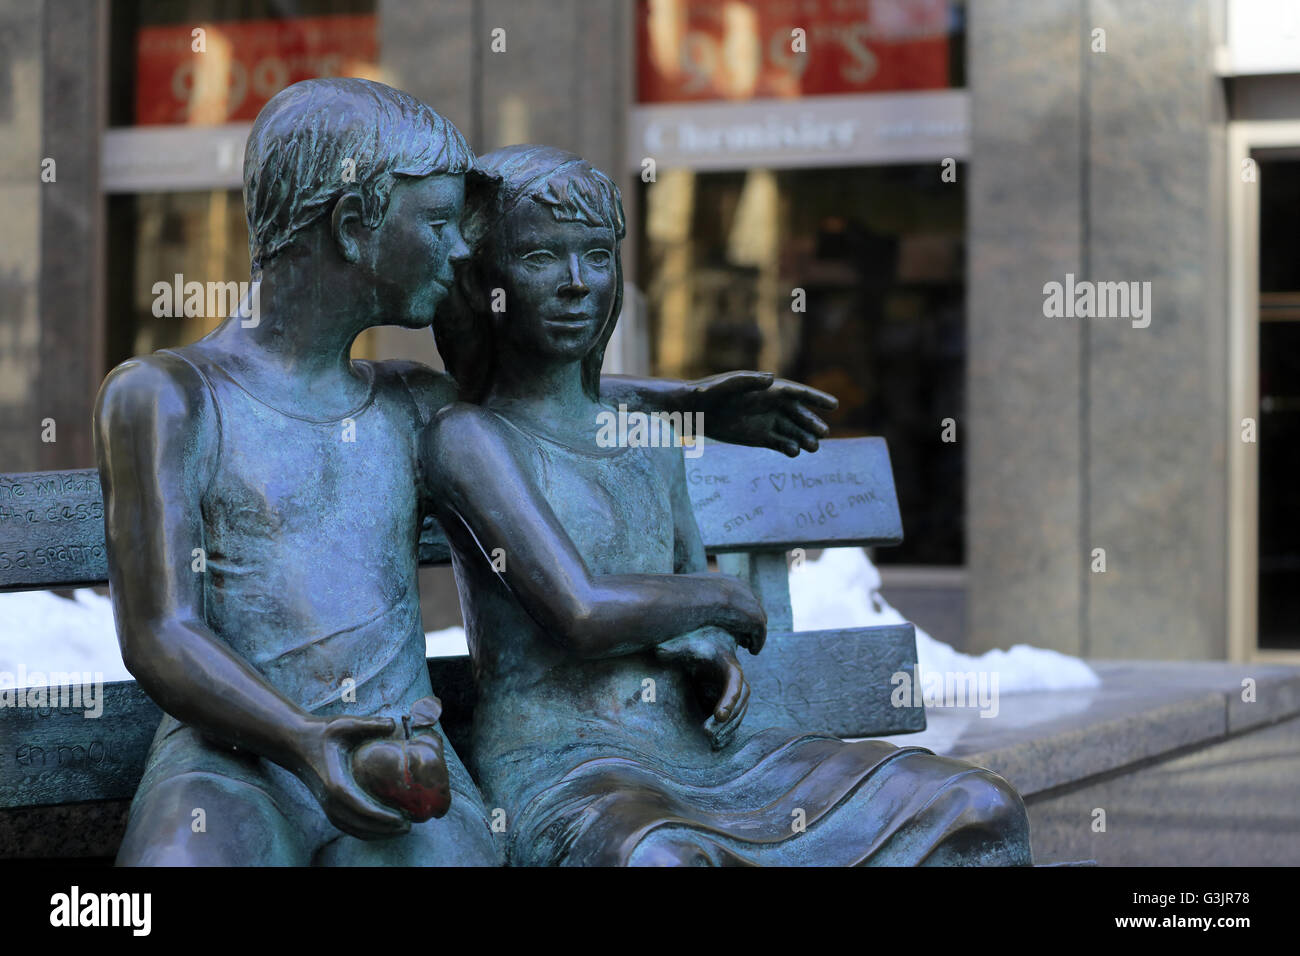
[0,437,924,817]
[91,78,843,865]
[424,144,1034,866]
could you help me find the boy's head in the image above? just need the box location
[243,78,476,320]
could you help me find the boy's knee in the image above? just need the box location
[117,773,303,866]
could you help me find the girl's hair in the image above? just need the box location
[244,77,476,275]
[434,144,626,403]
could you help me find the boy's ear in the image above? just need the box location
[330,192,366,263]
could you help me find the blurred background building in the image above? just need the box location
[0,0,1295,664]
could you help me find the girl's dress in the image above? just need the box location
[453,411,1031,866]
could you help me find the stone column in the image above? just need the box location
[372,0,635,370]
[1083,0,1227,660]
[966,0,1228,659]
[0,0,45,473]
[966,0,1086,655]
[0,0,105,474]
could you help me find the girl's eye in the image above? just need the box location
[586,250,612,266]
[429,220,447,231]
[521,250,556,264]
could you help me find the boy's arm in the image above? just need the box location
[388,359,836,458]
[391,361,461,425]
[601,371,837,457]
[95,355,408,840]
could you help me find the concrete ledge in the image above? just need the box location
[876,661,1300,798]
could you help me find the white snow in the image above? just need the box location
[789,547,1099,693]
[0,588,131,683]
[425,626,469,659]
[0,548,1097,692]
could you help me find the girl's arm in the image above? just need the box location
[422,403,766,660]
[652,439,753,749]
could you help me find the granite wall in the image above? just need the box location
[966,0,1229,659]
[371,0,634,369]
[0,0,105,474]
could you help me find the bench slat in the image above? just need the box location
[0,471,109,591]
[0,631,922,811]
[1,438,901,590]
[0,681,160,809]
[744,624,925,739]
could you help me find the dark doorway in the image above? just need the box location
[1257,154,1300,650]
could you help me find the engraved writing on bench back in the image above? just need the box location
[0,470,109,589]
[0,683,161,808]
[684,439,903,553]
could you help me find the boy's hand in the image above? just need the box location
[295,714,413,840]
[686,371,837,457]
[351,696,451,823]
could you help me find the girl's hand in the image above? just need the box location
[657,627,751,751]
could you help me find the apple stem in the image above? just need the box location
[402,714,411,740]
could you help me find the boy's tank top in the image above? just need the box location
[159,347,428,719]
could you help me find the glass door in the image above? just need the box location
[1255,150,1300,652]
[1228,123,1300,662]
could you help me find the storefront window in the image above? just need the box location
[639,163,965,565]
[106,0,378,370]
[637,0,963,103]
[635,1,967,566]
[110,0,378,128]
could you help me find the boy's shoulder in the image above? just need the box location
[364,359,459,423]
[96,348,215,430]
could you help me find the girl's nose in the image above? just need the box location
[562,253,589,294]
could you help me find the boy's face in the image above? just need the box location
[359,173,468,329]
[492,196,617,363]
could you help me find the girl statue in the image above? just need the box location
[423,144,1033,866]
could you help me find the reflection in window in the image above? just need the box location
[110,0,378,128]
[640,164,966,565]
[106,190,248,367]
[106,188,380,371]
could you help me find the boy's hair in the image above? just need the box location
[436,144,626,403]
[243,77,475,273]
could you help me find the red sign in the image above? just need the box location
[135,14,379,126]
[637,0,950,103]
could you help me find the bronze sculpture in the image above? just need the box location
[93,78,838,865]
[425,144,1035,866]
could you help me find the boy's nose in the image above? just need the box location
[448,230,471,265]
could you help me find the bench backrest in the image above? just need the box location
[0,437,915,810]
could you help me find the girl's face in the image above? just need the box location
[491,196,617,364]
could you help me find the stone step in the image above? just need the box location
[875,660,1300,797]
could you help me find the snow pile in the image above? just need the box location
[0,588,130,683]
[425,626,469,659]
[1,548,1098,693]
[789,547,1099,693]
